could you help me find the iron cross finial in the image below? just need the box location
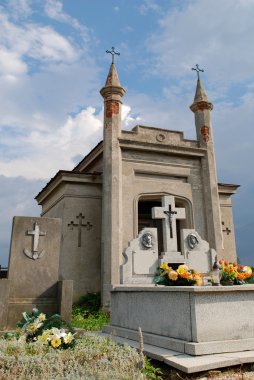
[106,46,120,64]
[191,64,204,80]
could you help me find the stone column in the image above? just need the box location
[100,63,125,308]
[190,79,223,254]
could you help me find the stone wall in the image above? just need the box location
[39,174,102,301]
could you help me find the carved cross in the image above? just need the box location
[27,222,46,254]
[192,64,204,80]
[68,213,93,247]
[152,196,186,252]
[106,46,120,64]
[222,222,231,235]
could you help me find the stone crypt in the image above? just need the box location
[0,53,242,345]
[35,58,238,307]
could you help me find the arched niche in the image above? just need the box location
[134,193,194,255]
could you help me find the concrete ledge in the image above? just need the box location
[112,284,254,292]
[103,325,254,356]
[101,332,254,374]
[103,325,185,353]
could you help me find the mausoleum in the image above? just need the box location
[35,59,239,307]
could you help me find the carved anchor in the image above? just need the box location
[23,222,46,260]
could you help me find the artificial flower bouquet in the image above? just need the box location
[16,308,75,349]
[153,263,202,286]
[218,259,253,285]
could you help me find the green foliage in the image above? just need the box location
[142,357,163,380]
[71,292,110,331]
[74,292,101,314]
[153,274,196,286]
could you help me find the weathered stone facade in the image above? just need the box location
[36,63,239,305]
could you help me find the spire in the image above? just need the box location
[190,78,213,113]
[193,79,208,102]
[105,63,121,87]
[100,63,125,99]
[190,64,213,113]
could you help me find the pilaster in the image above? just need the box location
[100,63,125,308]
[190,79,223,253]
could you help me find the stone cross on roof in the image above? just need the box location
[192,64,204,80]
[106,46,120,64]
[152,195,186,253]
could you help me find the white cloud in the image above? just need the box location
[5,0,33,19]
[147,0,254,89]
[26,25,79,63]
[0,48,27,76]
[139,0,161,15]
[0,175,43,266]
[0,107,103,180]
[44,0,89,43]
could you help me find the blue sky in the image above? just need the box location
[0,0,254,266]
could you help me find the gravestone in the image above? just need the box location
[152,195,186,264]
[120,228,158,284]
[4,216,73,328]
[181,229,216,273]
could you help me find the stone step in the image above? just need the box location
[100,332,254,374]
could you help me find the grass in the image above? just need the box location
[71,292,110,331]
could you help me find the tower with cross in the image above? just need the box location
[152,195,186,264]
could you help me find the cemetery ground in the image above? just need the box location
[1,294,254,380]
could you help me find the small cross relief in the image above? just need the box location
[68,213,93,247]
[222,221,231,235]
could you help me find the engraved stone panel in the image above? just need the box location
[121,228,158,284]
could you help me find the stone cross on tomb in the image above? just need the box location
[24,222,46,260]
[152,195,186,254]
[68,213,93,247]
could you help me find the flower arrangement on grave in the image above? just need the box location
[218,260,253,285]
[153,263,202,286]
[218,260,238,283]
[237,265,253,282]
[14,308,75,349]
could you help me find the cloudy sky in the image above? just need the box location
[0,0,254,266]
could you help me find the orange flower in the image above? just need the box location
[233,263,237,267]
[237,273,246,281]
[219,260,223,264]
[224,261,228,266]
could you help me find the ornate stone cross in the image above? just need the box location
[152,196,186,253]
[24,222,46,260]
[68,213,93,247]
[191,64,204,80]
[106,46,120,64]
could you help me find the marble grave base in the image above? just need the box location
[103,285,254,356]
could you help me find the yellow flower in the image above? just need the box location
[177,265,188,275]
[63,333,74,345]
[243,266,252,278]
[194,275,202,286]
[160,263,172,276]
[37,313,46,322]
[37,330,52,345]
[51,337,61,348]
[26,322,38,335]
[160,263,169,271]
[168,270,178,281]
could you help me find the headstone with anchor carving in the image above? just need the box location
[6,216,65,328]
